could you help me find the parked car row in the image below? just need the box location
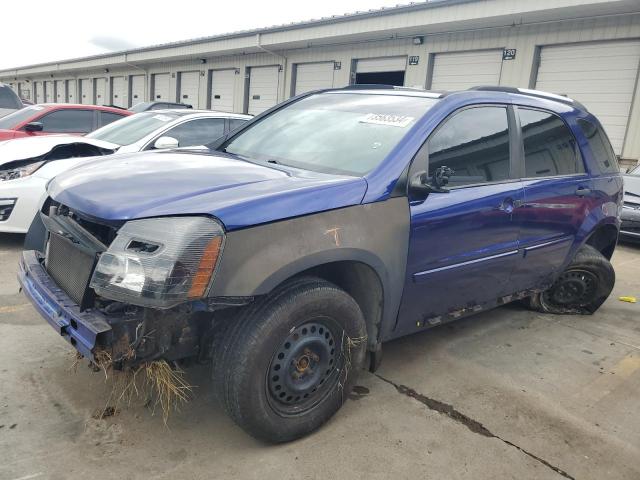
[0,108,250,233]
[14,85,624,443]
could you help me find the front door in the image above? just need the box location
[396,105,524,336]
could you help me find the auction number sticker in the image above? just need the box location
[360,113,414,128]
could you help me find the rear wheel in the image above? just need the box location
[528,244,615,314]
[213,277,367,443]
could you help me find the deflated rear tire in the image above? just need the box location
[212,277,367,443]
[528,244,615,315]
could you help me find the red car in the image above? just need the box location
[0,104,131,141]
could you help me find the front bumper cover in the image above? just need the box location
[18,249,111,362]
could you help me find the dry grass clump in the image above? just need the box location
[338,333,368,394]
[76,349,193,424]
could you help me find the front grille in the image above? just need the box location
[46,232,97,306]
[0,198,16,221]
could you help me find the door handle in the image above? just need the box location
[575,187,592,197]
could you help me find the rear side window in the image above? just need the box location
[578,118,619,174]
[229,118,247,131]
[428,106,511,186]
[100,111,127,127]
[164,118,226,147]
[520,108,584,177]
[38,109,94,133]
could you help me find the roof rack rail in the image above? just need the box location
[469,86,587,111]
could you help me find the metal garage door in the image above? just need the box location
[44,81,54,103]
[210,69,236,112]
[95,78,107,105]
[34,82,44,104]
[179,71,200,108]
[111,77,127,108]
[153,73,171,101]
[294,62,335,95]
[67,80,77,103]
[80,79,92,104]
[431,50,504,90]
[356,56,406,73]
[55,80,66,103]
[536,40,640,154]
[248,66,280,115]
[130,75,145,106]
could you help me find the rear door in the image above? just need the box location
[396,105,524,335]
[509,107,592,291]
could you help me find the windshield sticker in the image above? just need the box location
[359,113,414,128]
[152,114,173,122]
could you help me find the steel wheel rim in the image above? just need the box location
[266,318,342,416]
[543,269,598,307]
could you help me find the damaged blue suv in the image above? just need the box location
[19,85,622,442]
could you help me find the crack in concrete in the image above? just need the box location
[375,374,576,480]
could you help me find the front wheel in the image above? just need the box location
[528,244,615,314]
[213,277,367,443]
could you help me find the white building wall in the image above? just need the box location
[3,7,639,159]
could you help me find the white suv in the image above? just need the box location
[0,83,23,119]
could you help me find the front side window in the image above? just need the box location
[224,93,439,176]
[87,111,180,146]
[38,109,94,133]
[578,118,619,174]
[427,106,511,186]
[163,118,226,147]
[520,108,583,178]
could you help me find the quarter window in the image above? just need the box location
[578,118,619,174]
[520,109,583,177]
[163,118,226,147]
[37,109,94,133]
[428,106,511,186]
[100,111,127,127]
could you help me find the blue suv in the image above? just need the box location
[18,85,622,442]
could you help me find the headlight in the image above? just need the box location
[90,216,224,308]
[0,160,45,181]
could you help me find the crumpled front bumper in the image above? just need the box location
[18,250,111,362]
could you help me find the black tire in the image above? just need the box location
[528,244,615,315]
[212,276,367,443]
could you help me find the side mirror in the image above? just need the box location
[410,166,454,197]
[24,122,44,132]
[153,136,179,149]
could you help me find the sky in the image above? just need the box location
[0,0,416,70]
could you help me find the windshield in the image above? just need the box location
[0,105,44,129]
[224,92,438,176]
[87,111,180,146]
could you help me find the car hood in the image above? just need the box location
[48,150,368,231]
[623,174,640,206]
[0,136,119,166]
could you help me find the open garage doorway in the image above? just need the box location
[354,56,407,87]
[355,71,405,86]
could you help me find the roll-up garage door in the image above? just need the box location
[35,82,44,104]
[95,78,107,105]
[111,77,127,108]
[80,79,92,104]
[355,56,406,86]
[179,71,200,108]
[153,73,171,101]
[248,66,280,115]
[44,81,54,103]
[431,49,504,90]
[55,80,66,103]
[130,75,145,106]
[210,69,236,112]
[536,40,640,154]
[67,80,77,103]
[294,62,335,95]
